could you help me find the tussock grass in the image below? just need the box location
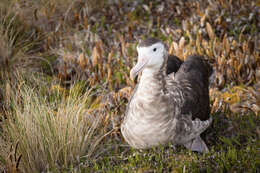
[0,9,24,70]
[0,8,43,77]
[0,73,104,172]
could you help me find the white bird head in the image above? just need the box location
[130,38,168,80]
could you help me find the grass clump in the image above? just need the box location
[0,8,41,70]
[0,73,103,172]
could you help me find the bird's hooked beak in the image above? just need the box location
[130,55,150,80]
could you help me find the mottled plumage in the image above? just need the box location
[121,38,212,152]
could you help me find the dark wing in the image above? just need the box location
[166,55,183,75]
[174,55,212,120]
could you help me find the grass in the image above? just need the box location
[0,73,106,172]
[0,0,259,172]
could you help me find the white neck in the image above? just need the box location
[140,68,159,80]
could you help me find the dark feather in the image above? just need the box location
[174,55,212,120]
[166,55,183,74]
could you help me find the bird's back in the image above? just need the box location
[173,55,212,120]
[166,55,183,75]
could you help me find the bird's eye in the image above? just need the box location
[153,48,157,52]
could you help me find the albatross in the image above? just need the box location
[121,38,213,153]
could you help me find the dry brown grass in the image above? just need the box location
[0,73,105,172]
